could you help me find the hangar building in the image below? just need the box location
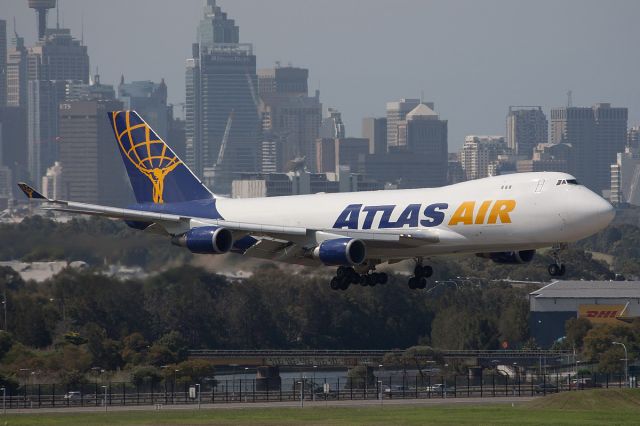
[529,280,640,347]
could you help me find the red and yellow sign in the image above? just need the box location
[578,304,627,325]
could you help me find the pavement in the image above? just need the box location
[5,396,538,415]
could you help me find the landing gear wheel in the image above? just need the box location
[417,277,428,289]
[365,274,377,287]
[339,279,350,290]
[408,277,417,289]
[548,263,565,277]
[377,273,388,285]
[415,265,433,278]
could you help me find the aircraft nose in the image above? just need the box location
[587,193,615,231]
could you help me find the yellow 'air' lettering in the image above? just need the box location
[448,201,476,226]
[475,200,493,224]
[487,200,516,224]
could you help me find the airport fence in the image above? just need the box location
[0,372,635,410]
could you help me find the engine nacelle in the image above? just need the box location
[313,238,366,266]
[172,226,233,254]
[478,249,536,264]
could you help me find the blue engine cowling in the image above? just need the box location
[314,238,367,266]
[481,249,536,264]
[172,226,233,254]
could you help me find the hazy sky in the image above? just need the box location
[4,0,640,149]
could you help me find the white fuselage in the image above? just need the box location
[211,172,615,262]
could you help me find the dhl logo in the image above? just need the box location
[585,310,619,319]
[333,200,516,230]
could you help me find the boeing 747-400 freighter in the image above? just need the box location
[18,111,615,290]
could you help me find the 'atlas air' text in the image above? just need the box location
[332,200,516,230]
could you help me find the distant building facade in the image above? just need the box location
[319,108,345,139]
[6,29,28,108]
[186,0,261,193]
[516,143,571,174]
[362,117,387,155]
[550,103,627,194]
[118,77,169,140]
[506,106,548,159]
[41,160,64,200]
[459,135,510,180]
[386,98,420,149]
[610,147,640,206]
[0,20,7,107]
[316,137,369,174]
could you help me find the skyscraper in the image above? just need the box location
[258,65,321,172]
[459,136,509,180]
[118,77,169,139]
[319,108,345,139]
[506,106,548,159]
[551,103,627,193]
[27,28,89,83]
[0,20,7,107]
[386,98,420,149]
[7,28,28,108]
[186,0,261,194]
[362,117,387,155]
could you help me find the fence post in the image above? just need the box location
[350,377,353,400]
[480,373,483,398]
[492,374,495,397]
[337,378,340,401]
[415,375,418,399]
[253,379,255,403]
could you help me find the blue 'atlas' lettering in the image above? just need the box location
[333,204,362,229]
[380,204,421,228]
[420,203,448,227]
[362,205,395,229]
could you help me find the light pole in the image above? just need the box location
[229,364,238,397]
[174,369,179,404]
[613,342,628,388]
[1,387,5,415]
[312,365,317,401]
[101,385,107,412]
[378,380,383,406]
[244,367,249,395]
[195,383,201,409]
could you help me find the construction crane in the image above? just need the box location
[215,110,234,168]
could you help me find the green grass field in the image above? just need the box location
[2,389,639,425]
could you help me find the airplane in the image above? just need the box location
[18,111,616,291]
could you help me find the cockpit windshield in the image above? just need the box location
[556,179,580,186]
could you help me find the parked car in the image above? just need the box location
[571,378,602,389]
[534,383,558,394]
[427,383,455,395]
[63,391,82,403]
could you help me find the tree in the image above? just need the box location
[565,318,592,350]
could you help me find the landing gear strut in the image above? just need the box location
[548,244,567,277]
[330,266,388,290]
[408,259,433,290]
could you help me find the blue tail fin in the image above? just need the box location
[109,111,213,204]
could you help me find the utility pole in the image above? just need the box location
[613,342,628,388]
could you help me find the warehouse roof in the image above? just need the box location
[530,280,640,299]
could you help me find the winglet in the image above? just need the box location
[17,182,49,200]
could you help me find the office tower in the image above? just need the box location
[186,0,261,193]
[118,77,169,140]
[319,108,345,139]
[516,143,571,173]
[386,98,421,149]
[0,165,11,209]
[506,106,548,159]
[628,126,640,149]
[316,137,368,174]
[447,153,465,184]
[0,106,28,186]
[610,147,640,206]
[459,136,509,180]
[550,103,627,193]
[260,137,283,174]
[7,28,28,107]
[168,114,187,160]
[258,66,308,97]
[41,160,64,199]
[58,97,131,206]
[0,20,6,107]
[259,65,321,172]
[27,28,89,83]
[362,117,387,155]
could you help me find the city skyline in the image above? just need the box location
[3,0,639,149]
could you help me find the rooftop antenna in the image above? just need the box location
[80,9,84,44]
[567,90,573,108]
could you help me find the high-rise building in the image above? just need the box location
[628,126,640,149]
[315,137,368,174]
[401,103,448,173]
[0,20,7,107]
[186,0,261,193]
[0,165,11,209]
[610,147,640,206]
[118,77,169,140]
[459,135,510,180]
[27,28,89,83]
[58,98,131,206]
[516,143,571,174]
[41,160,64,199]
[258,66,308,97]
[7,28,28,108]
[362,117,387,155]
[506,106,548,159]
[258,65,321,172]
[550,103,627,194]
[319,108,345,139]
[386,98,421,149]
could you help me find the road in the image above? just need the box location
[6,396,538,414]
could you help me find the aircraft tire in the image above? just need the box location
[377,273,388,284]
[548,264,561,276]
[414,265,434,278]
[417,277,428,289]
[408,277,417,289]
[330,277,341,290]
[339,279,350,290]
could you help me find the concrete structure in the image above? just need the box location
[459,136,510,180]
[530,280,640,348]
[506,106,548,159]
[628,126,640,149]
[550,104,628,194]
[319,108,345,139]
[118,77,169,140]
[186,0,260,193]
[316,137,368,174]
[516,143,571,174]
[58,98,131,206]
[258,66,321,172]
[0,20,6,107]
[610,147,640,206]
[41,160,64,199]
[6,28,28,108]
[28,0,57,40]
[386,98,421,149]
[362,117,387,155]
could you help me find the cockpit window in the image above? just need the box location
[556,179,579,186]
[567,179,579,185]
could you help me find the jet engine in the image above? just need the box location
[477,249,536,264]
[313,238,366,266]
[172,226,233,254]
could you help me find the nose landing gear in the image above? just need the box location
[408,259,433,290]
[548,244,567,277]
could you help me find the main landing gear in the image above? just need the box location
[330,266,388,291]
[408,260,433,290]
[548,245,567,277]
